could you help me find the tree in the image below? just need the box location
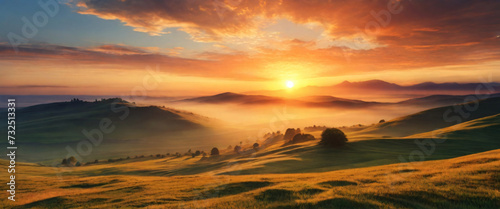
[283,128,297,141]
[292,134,315,144]
[211,147,220,156]
[68,156,77,165]
[195,150,201,156]
[234,145,242,154]
[62,158,68,166]
[320,128,348,147]
[379,119,386,123]
[253,143,260,151]
[75,162,81,167]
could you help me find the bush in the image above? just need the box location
[320,128,348,147]
[283,128,297,141]
[292,134,315,144]
[211,147,220,156]
[234,145,242,154]
[68,156,77,164]
[253,143,260,151]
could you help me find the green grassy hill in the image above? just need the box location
[1,98,499,208]
[19,113,494,177]
[353,97,500,137]
[1,149,498,208]
[0,98,212,144]
[408,113,500,140]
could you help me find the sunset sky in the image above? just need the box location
[1,0,500,96]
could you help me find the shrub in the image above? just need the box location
[379,119,386,123]
[320,128,348,147]
[234,145,242,154]
[211,147,220,156]
[283,128,297,141]
[62,158,68,166]
[66,156,77,166]
[253,143,260,151]
[292,134,315,144]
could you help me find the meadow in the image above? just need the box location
[1,148,498,208]
[1,98,499,208]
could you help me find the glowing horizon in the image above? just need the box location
[1,0,499,96]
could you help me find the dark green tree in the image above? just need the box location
[234,145,242,154]
[253,143,260,151]
[211,147,220,156]
[320,128,348,147]
[292,134,315,144]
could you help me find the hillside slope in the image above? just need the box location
[178,92,385,108]
[1,149,498,208]
[354,97,500,137]
[0,98,212,144]
[407,113,500,140]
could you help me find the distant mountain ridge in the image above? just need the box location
[246,79,500,99]
[178,91,500,109]
[177,92,387,108]
[333,79,500,91]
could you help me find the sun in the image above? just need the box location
[286,80,294,88]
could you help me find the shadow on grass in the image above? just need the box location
[367,190,500,208]
[60,182,107,189]
[297,188,325,196]
[255,189,296,202]
[450,157,499,168]
[15,197,108,209]
[318,180,358,188]
[183,181,273,201]
[274,198,379,209]
[14,197,71,209]
[202,181,273,199]
[61,179,122,189]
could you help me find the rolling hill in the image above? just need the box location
[177,92,387,108]
[353,97,500,137]
[398,93,500,107]
[0,98,212,144]
[1,96,499,208]
[1,148,498,208]
[178,92,500,110]
[407,113,500,140]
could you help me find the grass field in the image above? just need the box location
[1,148,498,208]
[1,99,499,208]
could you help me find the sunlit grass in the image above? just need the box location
[1,149,498,208]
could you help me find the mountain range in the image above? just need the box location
[178,91,500,109]
[248,79,500,99]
